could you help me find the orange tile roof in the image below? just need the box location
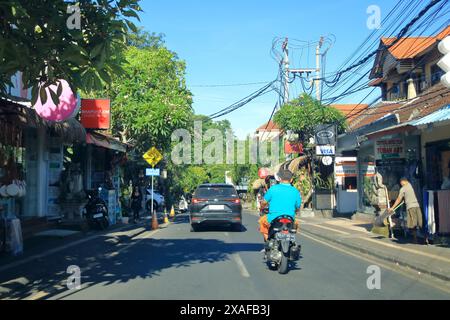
[381,37,437,59]
[380,24,450,60]
[331,104,369,123]
[436,25,450,40]
[256,120,280,132]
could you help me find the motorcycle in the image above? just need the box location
[265,215,301,274]
[83,188,110,230]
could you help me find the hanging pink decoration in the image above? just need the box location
[33,79,78,122]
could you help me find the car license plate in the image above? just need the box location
[209,205,225,211]
[93,213,104,219]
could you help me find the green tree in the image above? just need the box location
[87,32,193,155]
[178,166,209,194]
[0,0,142,103]
[273,93,347,144]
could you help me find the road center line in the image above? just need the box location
[232,253,250,278]
[224,231,250,278]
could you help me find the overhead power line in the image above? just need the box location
[321,0,445,86]
[191,81,273,88]
[207,80,278,119]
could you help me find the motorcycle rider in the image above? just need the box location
[259,169,302,242]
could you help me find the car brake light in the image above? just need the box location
[225,199,241,204]
[192,198,207,204]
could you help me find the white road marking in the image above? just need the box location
[232,253,250,278]
[300,218,450,264]
[224,231,250,278]
[301,222,350,235]
[301,232,450,295]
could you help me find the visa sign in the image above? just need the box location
[316,145,335,156]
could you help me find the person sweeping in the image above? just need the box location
[389,178,428,245]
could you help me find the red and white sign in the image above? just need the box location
[375,138,405,160]
[81,99,111,129]
[34,80,79,122]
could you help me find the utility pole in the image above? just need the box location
[315,36,324,101]
[282,37,289,106]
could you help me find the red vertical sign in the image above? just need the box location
[81,99,111,129]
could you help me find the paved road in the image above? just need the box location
[0,211,449,300]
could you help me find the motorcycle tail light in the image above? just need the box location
[279,218,292,224]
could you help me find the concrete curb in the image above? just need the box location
[301,227,450,282]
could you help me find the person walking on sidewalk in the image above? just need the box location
[389,177,427,244]
[130,187,143,223]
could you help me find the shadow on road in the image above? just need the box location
[0,224,262,300]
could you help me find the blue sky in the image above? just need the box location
[137,0,445,139]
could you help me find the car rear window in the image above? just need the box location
[194,186,238,198]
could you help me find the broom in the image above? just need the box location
[374,201,405,227]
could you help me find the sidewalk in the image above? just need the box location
[0,213,167,272]
[299,216,450,282]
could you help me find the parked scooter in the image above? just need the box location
[265,215,301,274]
[83,188,109,230]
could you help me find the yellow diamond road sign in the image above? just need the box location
[143,147,163,168]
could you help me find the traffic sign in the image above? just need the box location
[146,168,161,177]
[143,147,163,168]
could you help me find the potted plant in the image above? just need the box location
[120,185,131,224]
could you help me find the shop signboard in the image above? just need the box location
[360,163,376,177]
[47,138,63,216]
[335,164,357,177]
[316,145,335,156]
[375,138,405,161]
[376,159,406,167]
[314,124,337,146]
[81,99,111,130]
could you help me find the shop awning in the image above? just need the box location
[363,105,450,140]
[50,118,87,144]
[410,105,450,127]
[1,98,87,144]
[364,123,417,140]
[0,98,47,129]
[86,132,129,153]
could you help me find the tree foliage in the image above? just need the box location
[0,0,142,103]
[273,94,347,143]
[87,31,193,155]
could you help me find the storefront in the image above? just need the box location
[0,99,49,220]
[417,107,450,235]
[355,130,421,216]
[84,132,129,225]
[335,157,358,214]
